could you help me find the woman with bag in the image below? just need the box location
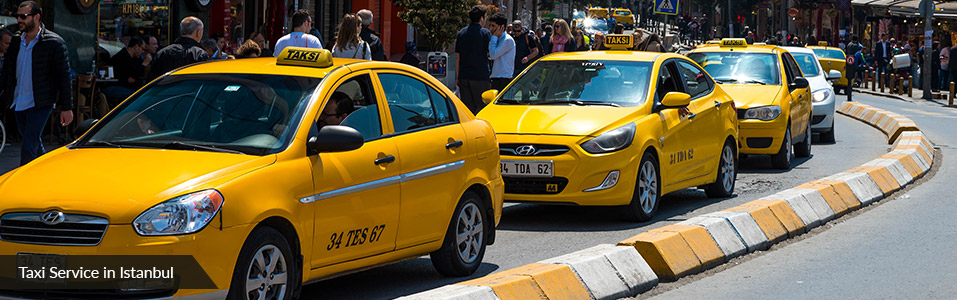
[332,14,372,60]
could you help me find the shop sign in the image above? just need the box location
[788,8,799,18]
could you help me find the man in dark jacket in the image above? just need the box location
[103,36,149,106]
[0,1,73,165]
[148,16,209,81]
[356,9,387,61]
[455,5,492,114]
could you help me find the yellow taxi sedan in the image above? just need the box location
[613,8,636,29]
[0,47,503,298]
[687,39,813,170]
[807,43,848,94]
[478,35,739,222]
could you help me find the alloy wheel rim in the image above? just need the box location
[246,244,288,300]
[638,160,658,214]
[721,145,735,191]
[455,202,483,264]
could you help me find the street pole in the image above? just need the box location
[921,0,934,100]
[727,0,732,37]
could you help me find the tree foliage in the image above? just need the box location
[394,0,479,51]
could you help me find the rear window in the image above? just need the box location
[812,49,845,60]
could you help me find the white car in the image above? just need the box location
[782,46,841,142]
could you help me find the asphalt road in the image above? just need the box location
[647,93,956,299]
[301,97,891,299]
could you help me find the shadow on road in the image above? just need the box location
[301,259,500,300]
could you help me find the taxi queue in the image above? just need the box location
[0,35,828,299]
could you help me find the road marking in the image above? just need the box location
[899,108,949,116]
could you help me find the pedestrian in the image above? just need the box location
[545,19,576,54]
[542,25,553,45]
[249,32,271,57]
[592,32,607,50]
[948,41,957,90]
[399,41,422,68]
[0,1,73,165]
[614,23,624,35]
[487,13,515,91]
[103,36,149,106]
[0,28,12,69]
[940,39,951,91]
[332,14,372,60]
[356,9,387,61]
[148,16,208,80]
[932,40,941,91]
[849,47,874,102]
[272,9,322,57]
[211,32,228,59]
[455,5,492,114]
[874,33,890,84]
[200,38,221,59]
[235,39,261,58]
[510,21,541,77]
[573,28,589,51]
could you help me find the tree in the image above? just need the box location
[394,0,479,52]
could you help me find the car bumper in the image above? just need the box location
[0,224,247,298]
[737,116,788,155]
[811,96,836,131]
[498,135,640,206]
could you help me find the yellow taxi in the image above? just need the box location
[807,42,849,94]
[687,39,813,170]
[588,6,609,19]
[0,47,504,298]
[478,35,739,222]
[613,8,636,29]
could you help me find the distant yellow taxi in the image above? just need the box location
[807,42,849,94]
[588,6,609,19]
[0,47,503,298]
[688,39,813,169]
[479,35,739,221]
[613,8,636,29]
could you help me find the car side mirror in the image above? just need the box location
[308,125,364,154]
[74,119,98,137]
[481,89,499,104]
[660,92,692,108]
[790,77,810,90]
[826,70,842,81]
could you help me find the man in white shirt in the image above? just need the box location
[487,13,515,91]
[273,9,322,57]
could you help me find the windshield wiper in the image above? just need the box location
[162,141,247,155]
[545,100,620,107]
[742,80,768,85]
[76,141,153,149]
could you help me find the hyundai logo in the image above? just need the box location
[516,145,537,156]
[40,210,65,225]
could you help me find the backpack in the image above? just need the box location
[524,32,543,61]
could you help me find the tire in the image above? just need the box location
[771,125,792,170]
[624,152,661,222]
[704,140,736,198]
[794,119,812,158]
[820,121,836,143]
[430,192,487,277]
[227,227,295,300]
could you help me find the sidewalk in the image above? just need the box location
[852,84,956,108]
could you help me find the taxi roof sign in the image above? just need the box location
[604,34,633,50]
[818,41,829,46]
[277,47,333,68]
[721,38,748,47]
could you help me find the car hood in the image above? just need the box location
[719,85,784,108]
[478,104,637,136]
[806,74,831,92]
[0,148,276,224]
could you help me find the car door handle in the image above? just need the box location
[446,140,464,149]
[374,155,396,165]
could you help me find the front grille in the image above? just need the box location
[0,289,176,300]
[0,212,108,246]
[811,115,826,125]
[504,177,569,194]
[746,137,773,149]
[499,144,570,157]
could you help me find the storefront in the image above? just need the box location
[97,1,171,58]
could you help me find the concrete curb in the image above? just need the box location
[398,102,934,299]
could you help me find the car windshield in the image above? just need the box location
[687,52,782,85]
[77,73,322,155]
[584,19,609,32]
[615,10,631,16]
[812,49,845,60]
[498,60,652,107]
[792,53,822,77]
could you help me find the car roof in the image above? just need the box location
[780,46,815,55]
[542,51,664,62]
[690,44,779,53]
[171,56,371,78]
[807,46,845,52]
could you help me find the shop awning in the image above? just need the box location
[851,0,916,7]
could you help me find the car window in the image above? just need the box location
[782,53,803,81]
[378,73,452,134]
[80,73,321,155]
[687,52,782,85]
[656,62,682,100]
[329,74,382,141]
[791,53,822,77]
[812,49,845,60]
[676,61,713,98]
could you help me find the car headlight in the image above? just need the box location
[581,123,636,154]
[742,105,782,121]
[134,190,224,236]
[812,89,832,103]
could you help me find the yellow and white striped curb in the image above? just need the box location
[399,102,933,299]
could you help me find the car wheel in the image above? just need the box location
[771,125,792,170]
[430,192,486,277]
[705,140,736,198]
[820,121,836,143]
[795,119,812,158]
[227,227,295,300]
[625,152,661,222]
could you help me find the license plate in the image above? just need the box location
[17,253,66,282]
[500,160,553,177]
